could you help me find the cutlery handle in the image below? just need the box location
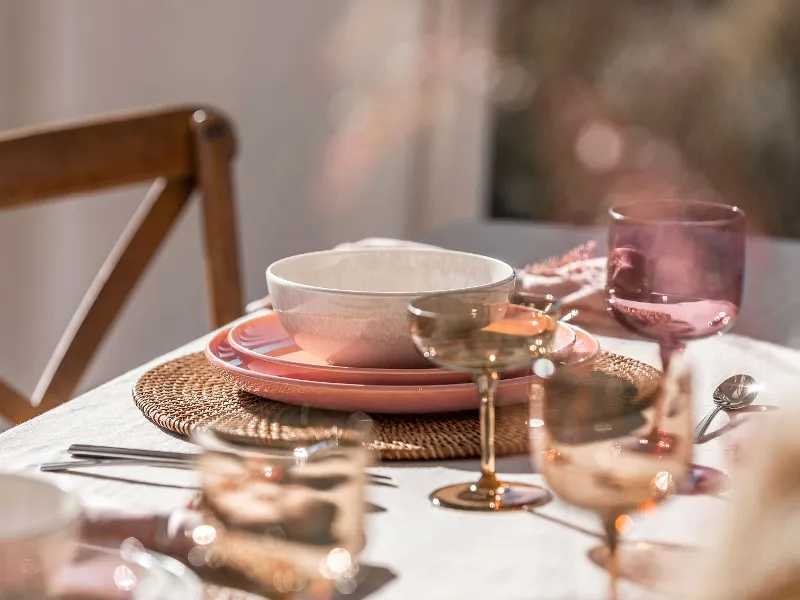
[69,444,198,463]
[41,458,195,472]
[694,406,722,442]
[68,439,335,463]
[42,458,388,485]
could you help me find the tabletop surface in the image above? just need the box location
[2,219,799,599]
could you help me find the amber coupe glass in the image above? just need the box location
[408,289,556,511]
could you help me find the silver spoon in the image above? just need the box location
[694,374,759,441]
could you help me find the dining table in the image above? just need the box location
[1,219,800,599]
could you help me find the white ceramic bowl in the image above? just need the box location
[0,474,82,592]
[267,248,516,368]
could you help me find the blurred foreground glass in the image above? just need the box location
[408,289,556,511]
[0,474,81,598]
[531,358,694,598]
[606,199,745,372]
[194,428,370,598]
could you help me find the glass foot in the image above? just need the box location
[680,464,729,496]
[430,481,552,511]
[589,541,699,594]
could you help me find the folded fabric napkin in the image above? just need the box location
[517,241,623,336]
[247,237,627,337]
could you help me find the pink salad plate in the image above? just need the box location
[227,312,577,386]
[205,324,600,414]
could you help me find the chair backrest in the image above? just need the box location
[0,106,243,423]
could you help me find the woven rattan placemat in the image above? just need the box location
[133,351,660,460]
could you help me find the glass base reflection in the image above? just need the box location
[588,541,698,595]
[430,481,552,511]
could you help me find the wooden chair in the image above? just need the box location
[0,106,243,424]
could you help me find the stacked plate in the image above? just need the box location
[205,312,600,414]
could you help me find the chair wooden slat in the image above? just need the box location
[0,106,244,424]
[0,107,196,208]
[31,178,193,413]
[0,380,38,424]
[192,110,243,327]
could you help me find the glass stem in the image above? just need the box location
[475,370,501,490]
[602,514,621,600]
[646,342,685,445]
[659,342,684,374]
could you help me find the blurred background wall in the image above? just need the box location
[0,0,488,396]
[486,0,800,235]
[8,0,795,399]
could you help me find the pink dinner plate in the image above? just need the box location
[227,312,577,386]
[205,325,600,414]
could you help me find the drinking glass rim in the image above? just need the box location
[509,291,562,312]
[609,199,745,227]
[407,289,548,320]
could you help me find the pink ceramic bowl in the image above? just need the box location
[266,248,516,369]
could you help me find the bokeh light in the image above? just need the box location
[192,524,217,546]
[615,514,634,535]
[113,565,137,591]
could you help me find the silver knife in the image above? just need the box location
[68,444,200,463]
[68,438,337,463]
[41,457,195,472]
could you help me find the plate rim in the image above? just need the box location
[227,311,457,379]
[207,324,600,394]
[226,311,577,381]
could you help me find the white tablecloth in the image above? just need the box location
[2,221,800,599]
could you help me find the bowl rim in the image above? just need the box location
[0,473,82,542]
[266,247,516,297]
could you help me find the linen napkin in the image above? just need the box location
[247,237,626,337]
[517,241,623,336]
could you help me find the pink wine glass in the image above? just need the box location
[607,199,745,373]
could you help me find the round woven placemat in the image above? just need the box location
[133,351,660,460]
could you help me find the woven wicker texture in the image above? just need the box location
[133,351,660,460]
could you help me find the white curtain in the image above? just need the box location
[0,0,430,396]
